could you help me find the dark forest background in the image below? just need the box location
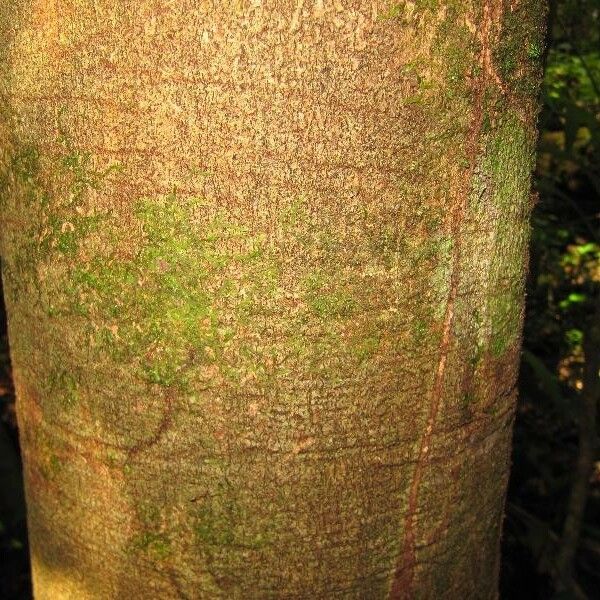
[1,1,599,598]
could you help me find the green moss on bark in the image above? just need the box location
[494,0,547,101]
[477,112,536,356]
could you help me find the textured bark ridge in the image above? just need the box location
[0,1,546,598]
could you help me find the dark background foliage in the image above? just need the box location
[0,1,599,597]
[500,1,600,598]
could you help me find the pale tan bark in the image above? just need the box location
[0,1,546,598]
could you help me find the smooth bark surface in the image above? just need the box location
[0,1,546,598]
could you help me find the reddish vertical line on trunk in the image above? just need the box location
[389,3,500,598]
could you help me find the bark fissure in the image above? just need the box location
[126,393,175,461]
[389,3,502,598]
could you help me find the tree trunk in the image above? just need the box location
[0,1,546,598]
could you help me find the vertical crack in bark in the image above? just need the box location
[126,392,175,461]
[290,0,305,31]
[389,3,500,598]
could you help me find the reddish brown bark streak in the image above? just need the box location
[389,4,501,598]
[126,393,175,460]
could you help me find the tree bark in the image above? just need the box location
[0,1,546,598]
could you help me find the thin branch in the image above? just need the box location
[554,293,600,594]
[507,503,588,600]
